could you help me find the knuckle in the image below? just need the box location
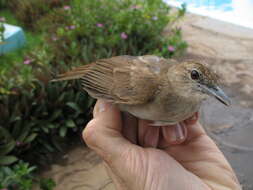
[82,119,99,147]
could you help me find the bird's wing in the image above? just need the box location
[52,55,172,104]
[81,55,170,104]
[51,65,91,81]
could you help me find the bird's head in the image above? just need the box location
[169,61,231,106]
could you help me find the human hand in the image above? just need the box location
[82,100,241,190]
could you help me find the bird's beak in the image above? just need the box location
[200,85,231,106]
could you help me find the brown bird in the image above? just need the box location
[52,55,230,126]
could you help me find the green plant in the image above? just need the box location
[39,178,56,190]
[0,17,5,43]
[0,0,8,9]
[0,10,44,95]
[7,0,68,29]
[0,8,91,166]
[0,127,18,166]
[0,80,93,165]
[0,161,55,190]
[36,0,186,66]
[0,161,36,189]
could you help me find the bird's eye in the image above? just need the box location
[191,70,200,80]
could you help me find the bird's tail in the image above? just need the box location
[51,64,91,82]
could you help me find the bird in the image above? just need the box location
[52,55,230,126]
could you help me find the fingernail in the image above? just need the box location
[94,101,108,117]
[176,124,184,140]
[171,123,186,143]
[98,102,106,113]
[144,127,160,148]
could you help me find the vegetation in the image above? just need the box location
[0,161,55,190]
[0,0,187,189]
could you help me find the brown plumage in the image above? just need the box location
[52,55,230,125]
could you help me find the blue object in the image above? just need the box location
[165,0,253,29]
[0,24,26,55]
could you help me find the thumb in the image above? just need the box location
[82,100,134,163]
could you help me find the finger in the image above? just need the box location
[163,112,206,144]
[83,100,134,163]
[93,99,108,117]
[158,123,188,148]
[138,120,160,148]
[158,112,204,149]
[163,122,210,157]
[184,113,207,142]
[122,112,138,144]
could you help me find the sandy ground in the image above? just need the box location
[38,14,253,190]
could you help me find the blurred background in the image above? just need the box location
[0,0,252,189]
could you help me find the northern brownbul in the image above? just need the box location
[52,55,230,126]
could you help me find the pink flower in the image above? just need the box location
[131,5,141,9]
[0,17,6,22]
[120,32,128,39]
[1,188,8,190]
[65,25,76,30]
[96,23,104,28]
[16,141,23,146]
[51,35,58,41]
[63,5,71,10]
[23,58,32,65]
[168,45,175,52]
[69,25,76,30]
